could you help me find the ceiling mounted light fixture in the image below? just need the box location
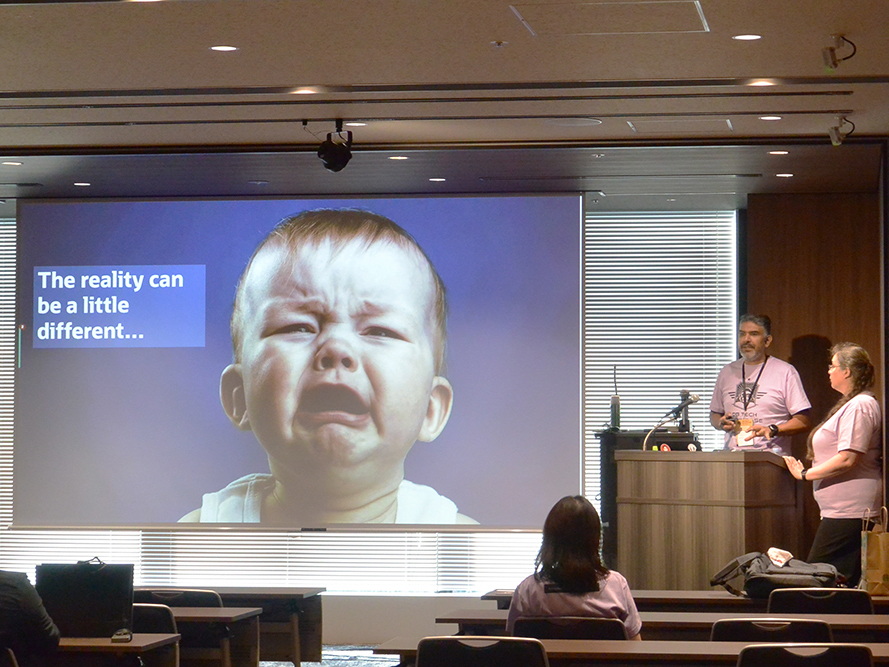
[822,34,856,72]
[317,119,353,172]
[828,116,855,147]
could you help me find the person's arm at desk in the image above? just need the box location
[17,573,60,655]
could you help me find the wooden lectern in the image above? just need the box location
[614,450,798,590]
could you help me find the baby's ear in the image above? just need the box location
[220,364,251,430]
[417,376,453,442]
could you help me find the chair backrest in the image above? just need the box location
[131,603,180,665]
[133,588,223,607]
[132,603,178,634]
[736,643,873,667]
[0,648,19,667]
[134,589,228,658]
[767,587,874,614]
[710,617,833,642]
[513,616,628,640]
[417,635,549,667]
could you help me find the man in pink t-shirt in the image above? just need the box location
[710,314,811,454]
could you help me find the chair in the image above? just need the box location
[416,635,550,667]
[132,604,179,665]
[0,648,18,667]
[736,643,873,667]
[513,616,628,639]
[133,589,231,667]
[133,589,224,607]
[767,587,874,614]
[710,618,833,642]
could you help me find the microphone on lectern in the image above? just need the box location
[665,393,700,417]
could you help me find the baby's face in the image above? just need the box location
[234,238,447,480]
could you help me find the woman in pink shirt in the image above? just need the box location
[507,495,642,639]
[784,342,882,586]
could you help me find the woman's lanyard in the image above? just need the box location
[741,356,768,411]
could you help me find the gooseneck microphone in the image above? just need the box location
[644,391,701,450]
[665,393,700,417]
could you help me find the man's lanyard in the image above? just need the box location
[741,356,768,411]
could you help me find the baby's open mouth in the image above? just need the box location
[299,384,369,415]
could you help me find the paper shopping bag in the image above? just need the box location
[861,507,889,594]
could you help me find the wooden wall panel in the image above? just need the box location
[746,192,882,554]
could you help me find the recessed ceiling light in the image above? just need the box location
[759,115,782,121]
[74,182,91,187]
[345,122,366,127]
[667,198,677,202]
[769,150,789,155]
[732,34,761,41]
[776,173,794,178]
[248,180,268,186]
[210,46,239,52]
[748,79,777,86]
[2,161,22,166]
[388,156,409,160]
[429,178,446,182]
[291,87,320,95]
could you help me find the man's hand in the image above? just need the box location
[718,414,739,433]
[750,423,771,438]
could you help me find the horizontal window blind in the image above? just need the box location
[0,528,541,594]
[0,219,14,528]
[582,211,738,506]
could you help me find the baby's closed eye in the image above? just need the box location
[363,325,406,341]
[268,322,316,336]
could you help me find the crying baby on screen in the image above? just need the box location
[179,208,477,526]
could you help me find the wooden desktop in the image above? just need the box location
[436,608,889,642]
[58,633,180,667]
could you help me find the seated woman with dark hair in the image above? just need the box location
[506,495,642,640]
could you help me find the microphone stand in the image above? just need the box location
[642,414,680,450]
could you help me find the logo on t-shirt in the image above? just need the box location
[730,381,764,409]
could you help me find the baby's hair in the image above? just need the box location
[231,208,448,370]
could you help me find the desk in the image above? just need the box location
[375,636,889,667]
[58,633,179,667]
[437,609,889,642]
[136,585,324,666]
[482,588,889,613]
[213,586,324,665]
[171,607,261,667]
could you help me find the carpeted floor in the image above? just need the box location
[260,645,400,667]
